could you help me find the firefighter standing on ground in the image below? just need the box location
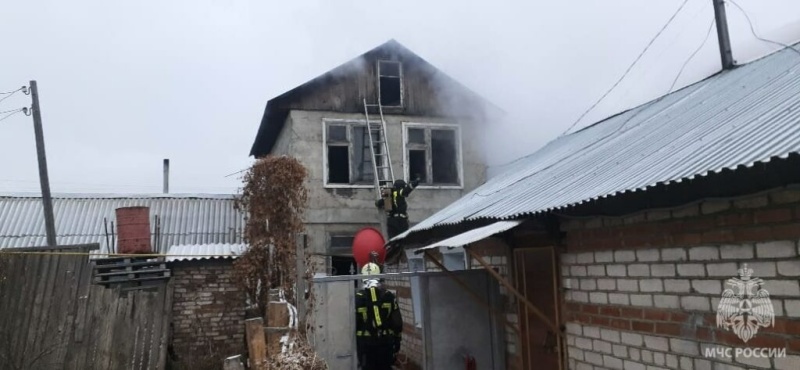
[375,177,420,239]
[355,263,403,370]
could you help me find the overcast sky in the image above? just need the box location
[1,0,799,194]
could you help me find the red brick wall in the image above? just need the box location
[559,188,800,370]
[169,259,247,367]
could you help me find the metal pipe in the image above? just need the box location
[163,159,169,194]
[713,0,735,69]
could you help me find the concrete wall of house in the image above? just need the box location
[560,187,800,370]
[273,109,487,269]
[384,237,521,370]
[170,260,247,366]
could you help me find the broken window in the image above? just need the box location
[325,122,374,185]
[431,129,458,183]
[404,125,461,186]
[379,61,402,107]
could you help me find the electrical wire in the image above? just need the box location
[667,18,716,93]
[0,108,24,122]
[0,87,23,95]
[559,0,691,137]
[0,108,24,115]
[728,0,800,57]
[471,14,717,200]
[0,89,22,105]
[611,0,711,108]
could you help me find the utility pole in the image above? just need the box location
[29,80,58,247]
[713,0,735,69]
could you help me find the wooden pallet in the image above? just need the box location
[92,256,170,290]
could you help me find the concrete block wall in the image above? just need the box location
[561,188,800,370]
[170,260,247,364]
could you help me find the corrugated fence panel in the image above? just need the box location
[0,244,171,370]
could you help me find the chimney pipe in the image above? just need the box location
[713,0,735,69]
[163,159,169,194]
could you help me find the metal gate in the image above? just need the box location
[310,269,506,370]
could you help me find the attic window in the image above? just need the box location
[379,61,402,107]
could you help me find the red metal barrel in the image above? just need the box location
[115,206,152,254]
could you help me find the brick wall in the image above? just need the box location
[561,188,800,370]
[170,259,247,366]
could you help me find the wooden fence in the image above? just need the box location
[0,244,172,370]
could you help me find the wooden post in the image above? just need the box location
[245,318,268,370]
[266,301,290,356]
[29,80,57,247]
[464,247,563,338]
[295,233,306,327]
[423,251,519,335]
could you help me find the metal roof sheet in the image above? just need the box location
[0,193,245,253]
[166,243,248,262]
[411,220,522,255]
[399,45,800,239]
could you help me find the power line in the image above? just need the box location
[559,0,691,137]
[0,108,24,122]
[0,87,24,95]
[728,0,800,57]
[667,18,716,93]
[0,89,22,105]
[0,108,25,115]
[473,14,717,200]
[224,168,249,178]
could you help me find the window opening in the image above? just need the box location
[379,61,402,107]
[431,129,458,184]
[404,125,460,186]
[325,122,374,185]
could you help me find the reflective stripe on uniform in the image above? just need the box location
[357,307,367,321]
[370,287,383,327]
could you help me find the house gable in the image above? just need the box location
[249,39,500,157]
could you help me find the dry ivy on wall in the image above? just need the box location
[233,155,309,318]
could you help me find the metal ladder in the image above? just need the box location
[362,98,395,197]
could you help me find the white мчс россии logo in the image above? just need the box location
[716,263,775,343]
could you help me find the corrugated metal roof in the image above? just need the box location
[398,44,800,240]
[411,220,522,254]
[0,193,245,253]
[166,243,248,262]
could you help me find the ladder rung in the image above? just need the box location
[376,166,390,169]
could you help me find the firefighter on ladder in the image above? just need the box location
[375,177,420,240]
[356,258,403,370]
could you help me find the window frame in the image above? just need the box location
[322,118,376,189]
[401,122,464,189]
[378,60,403,108]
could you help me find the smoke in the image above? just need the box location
[1,0,799,193]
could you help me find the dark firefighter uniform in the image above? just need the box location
[355,280,403,370]
[375,178,420,239]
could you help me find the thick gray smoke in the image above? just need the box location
[1,0,798,192]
